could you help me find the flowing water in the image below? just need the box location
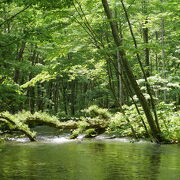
[0,127,179,180]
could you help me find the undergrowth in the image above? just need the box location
[0,103,179,143]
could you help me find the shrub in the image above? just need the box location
[82,105,111,120]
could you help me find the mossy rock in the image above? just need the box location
[85,128,96,138]
[69,129,80,139]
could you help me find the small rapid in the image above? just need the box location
[6,126,75,143]
[6,126,151,144]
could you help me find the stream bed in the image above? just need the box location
[0,127,179,180]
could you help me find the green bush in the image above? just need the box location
[157,102,180,143]
[82,105,111,120]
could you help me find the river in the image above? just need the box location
[0,127,179,180]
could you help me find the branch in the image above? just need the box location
[0,3,32,28]
[120,0,160,131]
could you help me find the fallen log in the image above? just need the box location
[0,113,109,141]
[0,115,36,141]
[25,117,78,130]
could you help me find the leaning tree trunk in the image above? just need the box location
[101,0,162,142]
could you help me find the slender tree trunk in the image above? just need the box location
[28,48,36,113]
[61,79,68,115]
[101,0,162,142]
[47,81,53,111]
[106,59,119,107]
[53,80,59,114]
[37,84,43,111]
[29,86,35,113]
[117,50,123,106]
[70,80,76,116]
[160,0,166,101]
[155,31,159,72]
[14,41,26,83]
[120,0,160,132]
[142,0,150,77]
[143,19,150,77]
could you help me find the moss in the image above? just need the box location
[0,112,36,141]
[69,129,81,139]
[83,105,111,120]
[0,104,179,143]
[85,128,96,138]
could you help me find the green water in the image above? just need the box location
[0,138,179,180]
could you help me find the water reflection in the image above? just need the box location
[0,140,179,180]
[148,145,162,180]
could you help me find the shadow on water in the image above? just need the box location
[147,145,162,180]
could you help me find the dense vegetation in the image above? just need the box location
[0,0,179,143]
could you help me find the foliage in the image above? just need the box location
[156,102,180,143]
[0,81,25,112]
[108,112,132,137]
[0,0,179,143]
[85,128,96,138]
[0,111,36,140]
[12,110,60,127]
[82,105,111,120]
[136,74,180,103]
[0,111,61,140]
[107,103,180,143]
[70,129,81,139]
[0,105,179,143]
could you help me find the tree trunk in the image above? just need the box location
[14,41,26,83]
[70,80,76,116]
[143,19,150,77]
[142,0,150,77]
[117,50,123,106]
[160,0,166,102]
[28,48,36,113]
[101,0,162,142]
[61,79,68,115]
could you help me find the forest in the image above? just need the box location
[0,0,179,144]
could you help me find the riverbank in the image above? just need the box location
[0,105,179,144]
